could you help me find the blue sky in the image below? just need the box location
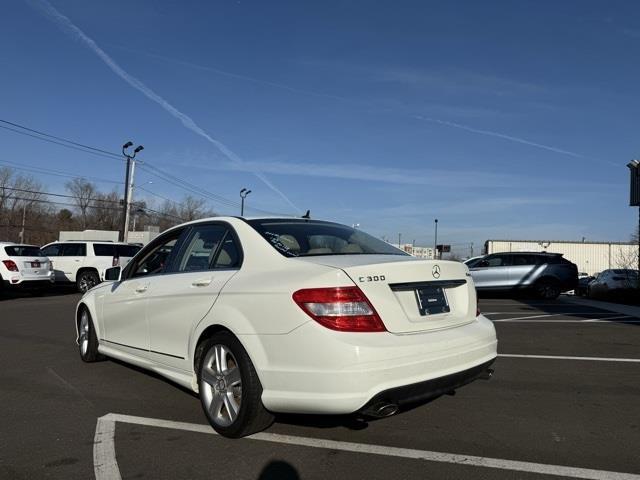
[1,0,639,254]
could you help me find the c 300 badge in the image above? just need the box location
[432,265,441,279]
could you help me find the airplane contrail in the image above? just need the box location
[413,116,614,165]
[27,0,301,213]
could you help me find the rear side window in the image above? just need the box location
[214,234,241,269]
[116,245,141,258]
[511,254,538,266]
[4,246,42,257]
[93,244,115,256]
[176,225,228,272]
[62,244,86,256]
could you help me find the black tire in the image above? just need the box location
[76,270,100,293]
[77,308,105,362]
[197,332,274,438]
[535,279,561,300]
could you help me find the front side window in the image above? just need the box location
[486,255,510,267]
[42,244,61,256]
[130,230,184,278]
[248,219,407,258]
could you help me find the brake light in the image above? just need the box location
[292,286,386,332]
[2,260,19,272]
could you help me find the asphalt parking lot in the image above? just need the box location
[1,292,639,480]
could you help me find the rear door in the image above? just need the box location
[470,254,512,289]
[508,254,541,288]
[43,243,85,282]
[146,223,242,369]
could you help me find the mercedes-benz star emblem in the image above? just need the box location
[432,265,441,278]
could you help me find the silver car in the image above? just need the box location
[469,252,578,299]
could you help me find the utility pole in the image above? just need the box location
[240,188,252,216]
[121,142,144,243]
[434,219,438,260]
[398,233,402,248]
[627,160,640,276]
[18,203,26,243]
[470,242,474,258]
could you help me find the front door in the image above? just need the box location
[101,228,187,355]
[470,253,512,289]
[146,223,243,370]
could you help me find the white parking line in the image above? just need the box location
[499,354,640,363]
[94,413,640,480]
[493,316,637,323]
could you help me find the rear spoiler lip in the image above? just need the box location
[389,279,467,291]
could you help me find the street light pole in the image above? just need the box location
[121,142,144,243]
[240,188,252,216]
[398,233,402,248]
[434,219,438,260]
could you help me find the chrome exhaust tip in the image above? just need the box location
[362,402,400,418]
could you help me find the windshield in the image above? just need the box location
[5,245,43,257]
[247,219,408,258]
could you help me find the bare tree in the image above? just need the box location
[65,178,96,230]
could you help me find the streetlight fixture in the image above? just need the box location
[121,141,144,243]
[240,188,252,216]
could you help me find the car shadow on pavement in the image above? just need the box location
[0,285,78,301]
[258,460,300,480]
[478,291,640,326]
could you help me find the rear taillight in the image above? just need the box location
[2,260,19,272]
[292,286,386,332]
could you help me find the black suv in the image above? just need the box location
[468,252,578,299]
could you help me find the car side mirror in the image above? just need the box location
[105,266,122,282]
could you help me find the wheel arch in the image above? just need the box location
[75,300,102,340]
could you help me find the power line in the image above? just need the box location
[0,119,122,160]
[0,124,123,162]
[0,118,294,217]
[0,159,123,185]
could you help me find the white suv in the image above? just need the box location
[0,242,54,292]
[41,241,141,293]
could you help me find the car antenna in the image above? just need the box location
[301,210,311,219]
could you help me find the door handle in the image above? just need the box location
[135,284,148,293]
[192,278,212,287]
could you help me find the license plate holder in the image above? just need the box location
[31,261,41,268]
[415,286,450,316]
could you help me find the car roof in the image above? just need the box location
[0,242,38,247]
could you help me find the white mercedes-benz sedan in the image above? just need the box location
[76,217,497,438]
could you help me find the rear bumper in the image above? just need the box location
[2,277,55,289]
[243,315,498,415]
[360,359,494,415]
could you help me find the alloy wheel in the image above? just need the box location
[78,311,90,357]
[200,344,243,427]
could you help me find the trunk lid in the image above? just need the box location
[15,256,51,278]
[294,255,475,333]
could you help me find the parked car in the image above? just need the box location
[574,275,595,297]
[587,269,639,299]
[0,242,54,293]
[463,256,485,268]
[469,252,578,299]
[41,241,141,293]
[75,217,497,438]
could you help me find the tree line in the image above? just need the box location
[0,166,216,246]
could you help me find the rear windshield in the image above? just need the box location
[4,246,43,257]
[247,219,407,258]
[93,244,141,257]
